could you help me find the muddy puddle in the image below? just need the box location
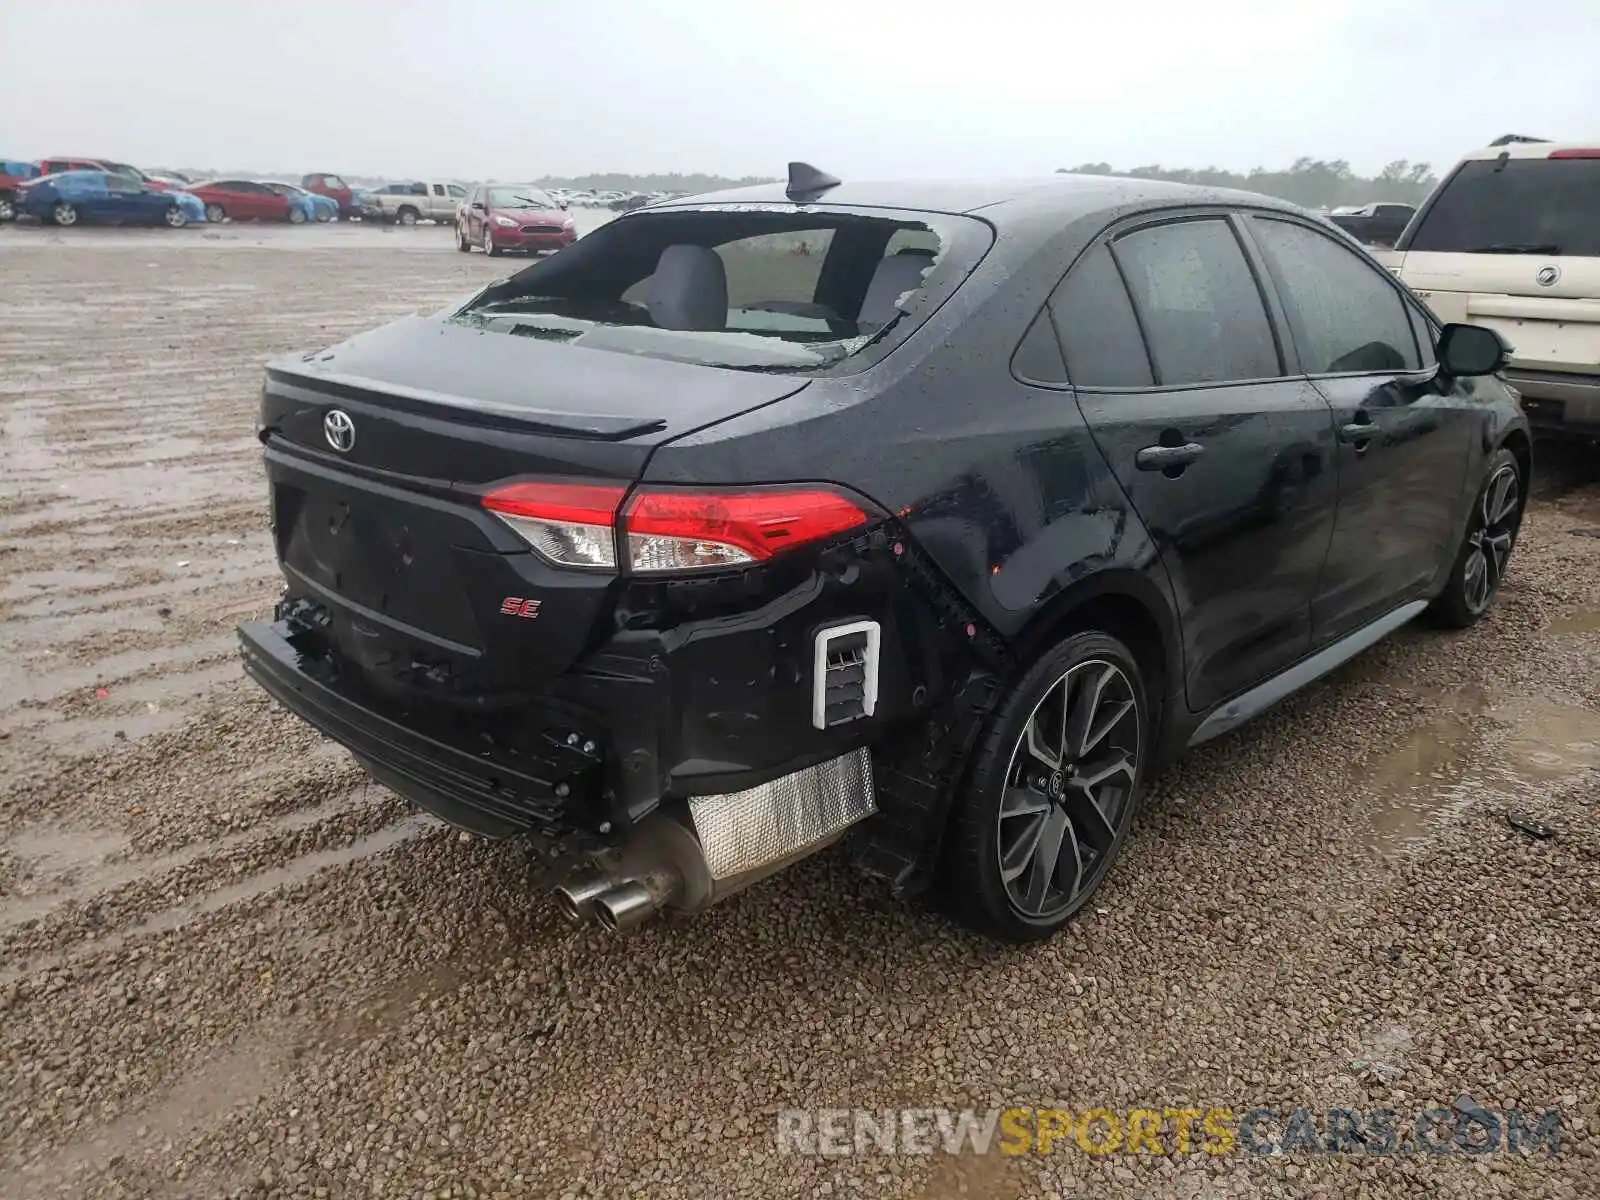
[1547,609,1600,636]
[1363,692,1600,851]
[0,792,399,934]
[0,813,434,987]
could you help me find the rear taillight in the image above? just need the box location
[482,481,625,569]
[1548,148,1600,159]
[624,487,869,572]
[480,482,872,572]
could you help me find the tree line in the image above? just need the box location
[1056,158,1440,208]
[532,172,777,193]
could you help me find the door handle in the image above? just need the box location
[1135,442,1205,471]
[1339,414,1377,450]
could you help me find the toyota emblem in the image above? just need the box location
[323,409,356,453]
[1536,265,1561,288]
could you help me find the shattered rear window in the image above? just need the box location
[453,205,993,371]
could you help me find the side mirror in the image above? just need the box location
[1437,322,1511,377]
[470,201,485,211]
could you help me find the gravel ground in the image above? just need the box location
[1,225,1597,1199]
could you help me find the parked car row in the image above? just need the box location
[0,156,384,228]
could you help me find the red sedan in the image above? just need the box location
[39,158,169,190]
[456,184,576,257]
[186,179,306,224]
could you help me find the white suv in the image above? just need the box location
[1382,137,1599,438]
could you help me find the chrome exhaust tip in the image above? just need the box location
[593,881,664,933]
[553,871,613,924]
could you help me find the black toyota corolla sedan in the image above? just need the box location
[240,164,1529,942]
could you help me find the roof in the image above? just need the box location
[650,172,1308,228]
[1458,139,1600,161]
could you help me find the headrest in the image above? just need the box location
[646,244,728,331]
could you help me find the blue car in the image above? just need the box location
[18,170,205,228]
[264,181,337,222]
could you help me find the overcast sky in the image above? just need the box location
[6,0,1599,179]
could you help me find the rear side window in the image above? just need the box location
[1049,244,1153,388]
[1250,218,1421,374]
[1112,219,1281,386]
[1406,157,1600,256]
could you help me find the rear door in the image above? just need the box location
[212,181,251,217]
[1244,214,1477,642]
[1056,213,1339,713]
[102,172,157,221]
[250,182,290,220]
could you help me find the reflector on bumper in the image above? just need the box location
[688,749,875,880]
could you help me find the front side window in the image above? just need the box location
[323,175,346,189]
[1405,157,1600,256]
[1250,217,1421,374]
[431,184,446,197]
[447,184,467,199]
[1112,218,1281,386]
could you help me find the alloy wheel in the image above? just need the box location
[1462,463,1519,615]
[996,659,1140,919]
[0,197,14,222]
[164,206,187,228]
[205,204,225,223]
[54,203,77,227]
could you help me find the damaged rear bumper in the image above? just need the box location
[240,617,595,839]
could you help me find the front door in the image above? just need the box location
[1053,215,1339,713]
[1241,214,1478,642]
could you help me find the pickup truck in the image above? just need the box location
[360,181,470,225]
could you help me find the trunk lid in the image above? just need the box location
[1393,251,1600,374]
[260,314,809,700]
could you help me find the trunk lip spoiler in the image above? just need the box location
[264,363,668,441]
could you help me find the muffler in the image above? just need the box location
[552,870,615,924]
[554,748,876,933]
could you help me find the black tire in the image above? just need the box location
[942,630,1150,943]
[397,206,419,227]
[0,194,15,223]
[204,203,226,224]
[52,202,79,227]
[456,222,472,252]
[482,225,500,257]
[1428,446,1524,629]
